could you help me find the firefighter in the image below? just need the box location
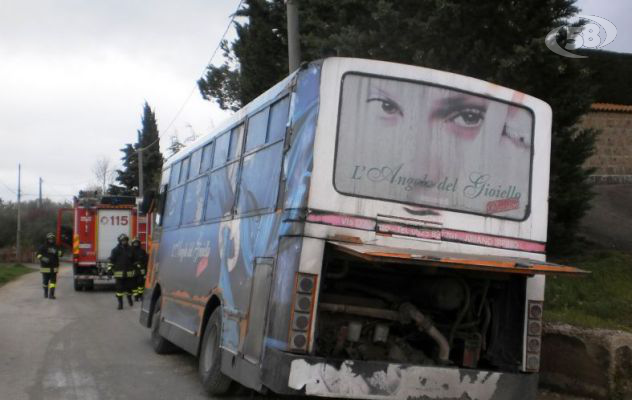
[131,236,148,302]
[107,233,136,310]
[36,233,63,299]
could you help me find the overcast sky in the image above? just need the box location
[0,0,629,203]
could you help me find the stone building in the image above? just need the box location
[581,103,632,184]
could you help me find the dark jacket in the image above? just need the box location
[132,246,148,275]
[36,243,63,271]
[108,244,136,278]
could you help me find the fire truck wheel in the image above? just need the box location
[73,279,81,291]
[86,280,94,291]
[199,308,232,395]
[151,296,176,354]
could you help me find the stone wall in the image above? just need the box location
[580,105,632,184]
[541,323,632,399]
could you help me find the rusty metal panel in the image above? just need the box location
[329,241,587,276]
[243,258,274,363]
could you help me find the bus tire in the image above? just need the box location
[199,309,232,395]
[151,296,176,354]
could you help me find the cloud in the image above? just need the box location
[0,0,239,201]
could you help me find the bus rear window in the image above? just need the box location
[334,73,534,220]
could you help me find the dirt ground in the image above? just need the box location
[579,184,632,253]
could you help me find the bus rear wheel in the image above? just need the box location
[151,296,176,354]
[199,308,232,395]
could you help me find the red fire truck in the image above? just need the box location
[57,191,150,291]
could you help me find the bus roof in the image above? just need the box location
[164,66,302,168]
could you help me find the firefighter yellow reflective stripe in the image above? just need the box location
[37,254,43,259]
[115,292,124,297]
[113,270,136,278]
[49,283,56,289]
[41,267,50,273]
[57,251,63,257]
[73,235,80,255]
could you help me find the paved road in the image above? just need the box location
[0,263,214,400]
[0,264,585,400]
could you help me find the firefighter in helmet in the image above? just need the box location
[131,236,148,302]
[36,233,63,299]
[107,233,136,310]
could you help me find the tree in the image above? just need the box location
[166,134,185,158]
[111,102,164,196]
[0,199,71,253]
[92,156,115,194]
[199,0,598,253]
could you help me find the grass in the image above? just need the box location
[544,248,632,331]
[0,263,35,287]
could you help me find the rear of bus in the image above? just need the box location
[267,58,583,400]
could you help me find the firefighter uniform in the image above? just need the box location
[36,233,63,299]
[131,237,148,302]
[107,234,136,310]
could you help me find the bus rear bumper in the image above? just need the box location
[263,348,538,400]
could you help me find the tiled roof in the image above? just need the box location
[591,103,632,113]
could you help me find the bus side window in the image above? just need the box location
[169,161,181,188]
[267,96,290,143]
[237,142,283,215]
[213,132,230,168]
[179,157,190,184]
[228,124,244,161]
[245,108,269,152]
[189,149,203,178]
[163,186,185,228]
[181,175,208,225]
[205,163,239,221]
[155,185,168,227]
[200,142,214,173]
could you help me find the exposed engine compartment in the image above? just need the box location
[314,246,526,372]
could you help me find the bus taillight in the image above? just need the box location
[289,273,318,352]
[525,300,543,371]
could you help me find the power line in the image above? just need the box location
[0,178,16,195]
[139,0,243,153]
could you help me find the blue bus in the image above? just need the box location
[139,57,584,400]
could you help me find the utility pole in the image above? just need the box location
[16,164,21,262]
[286,0,301,73]
[138,148,144,198]
[38,177,42,208]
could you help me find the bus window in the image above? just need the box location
[237,142,283,215]
[181,176,208,225]
[267,96,290,143]
[205,163,239,221]
[189,149,203,178]
[335,73,534,220]
[162,186,185,228]
[213,132,230,168]
[245,108,269,152]
[179,157,190,184]
[228,124,244,161]
[200,142,214,172]
[169,161,181,188]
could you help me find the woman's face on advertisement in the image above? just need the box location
[365,84,530,149]
[335,74,534,219]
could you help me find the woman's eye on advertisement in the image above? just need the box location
[446,107,486,129]
[431,96,488,139]
[367,97,404,118]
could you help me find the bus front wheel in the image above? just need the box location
[199,308,232,395]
